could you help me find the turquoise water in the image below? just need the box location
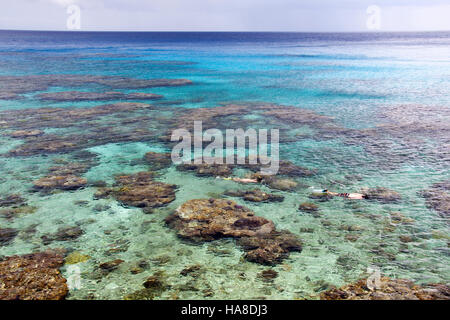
[0,31,449,299]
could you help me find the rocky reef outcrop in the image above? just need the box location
[176,157,234,177]
[0,250,68,300]
[175,154,314,182]
[320,277,450,300]
[237,231,302,265]
[99,259,124,272]
[298,202,319,213]
[124,272,168,300]
[3,103,159,157]
[0,194,27,208]
[32,161,95,192]
[165,199,302,265]
[250,173,299,191]
[0,228,18,246]
[37,91,163,102]
[95,172,177,213]
[41,226,84,245]
[8,130,44,138]
[33,175,88,191]
[419,180,450,221]
[0,194,35,221]
[244,159,316,178]
[143,152,173,170]
[361,187,402,203]
[224,189,284,203]
[0,74,192,95]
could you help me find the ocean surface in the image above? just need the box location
[0,31,449,299]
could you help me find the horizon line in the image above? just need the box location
[1,29,450,33]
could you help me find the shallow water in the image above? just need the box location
[0,31,449,300]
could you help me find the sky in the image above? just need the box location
[1,0,450,32]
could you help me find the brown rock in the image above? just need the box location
[165,199,275,241]
[320,277,450,300]
[299,202,319,212]
[258,269,279,281]
[180,265,202,276]
[238,231,302,265]
[420,181,450,221]
[41,226,83,245]
[33,175,87,190]
[143,276,164,289]
[0,228,18,246]
[224,189,284,203]
[105,171,177,210]
[0,250,68,300]
[165,199,302,265]
[9,130,44,138]
[143,152,172,170]
[345,234,359,242]
[251,174,299,191]
[0,194,26,207]
[389,212,415,225]
[37,91,163,102]
[362,187,402,203]
[399,235,414,243]
[177,158,234,177]
[99,259,124,272]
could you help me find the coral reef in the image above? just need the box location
[95,172,177,213]
[237,231,302,265]
[143,151,173,170]
[99,259,124,272]
[224,189,284,203]
[37,91,163,102]
[0,250,68,300]
[298,202,319,212]
[245,159,316,178]
[0,206,37,221]
[41,226,84,245]
[165,199,302,264]
[176,158,234,177]
[33,175,88,191]
[8,130,44,138]
[123,272,168,300]
[180,265,202,277]
[32,161,94,192]
[0,74,192,95]
[64,252,91,265]
[0,92,21,100]
[320,277,450,300]
[165,198,275,241]
[0,228,18,246]
[251,173,299,191]
[3,103,160,156]
[389,212,415,225]
[361,187,402,203]
[258,269,279,281]
[419,181,450,221]
[0,194,26,208]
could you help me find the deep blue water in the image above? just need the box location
[1,31,450,127]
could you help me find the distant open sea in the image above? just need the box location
[0,31,449,300]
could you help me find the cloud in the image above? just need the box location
[49,0,78,7]
[1,0,450,31]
